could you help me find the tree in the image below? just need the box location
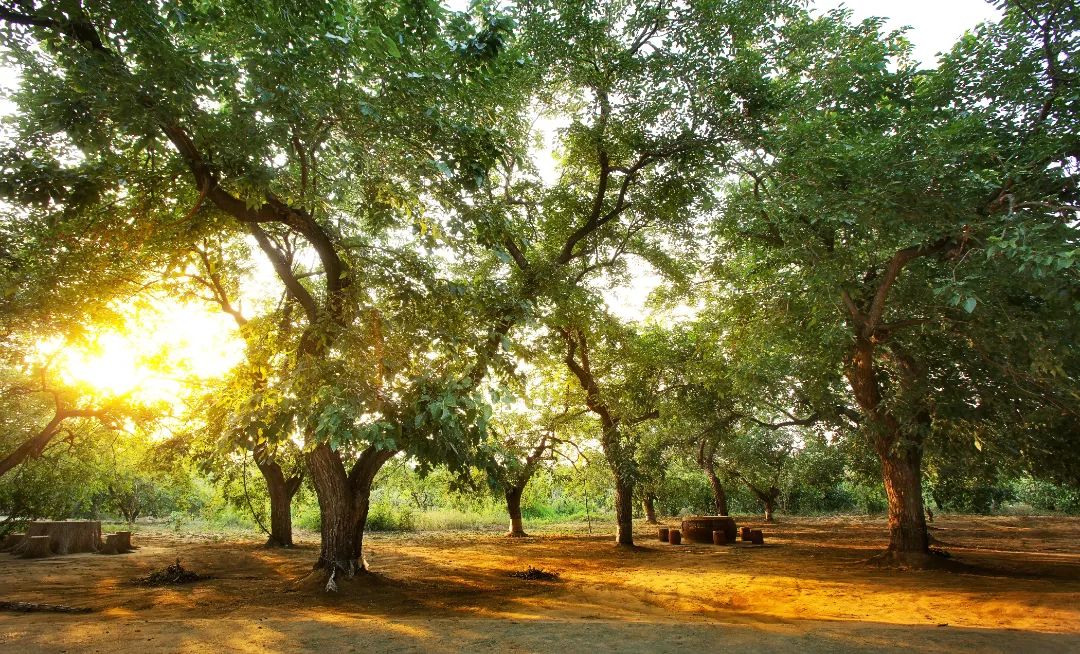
[715,4,1079,564]
[634,423,673,524]
[178,239,306,547]
[0,0,516,581]
[558,317,668,544]
[485,359,588,537]
[450,0,801,545]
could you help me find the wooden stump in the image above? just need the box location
[712,530,728,545]
[750,529,764,545]
[21,536,51,559]
[1,533,26,552]
[668,529,682,545]
[740,526,752,541]
[115,531,132,552]
[681,516,738,544]
[24,521,101,554]
[658,527,669,542]
[100,534,121,555]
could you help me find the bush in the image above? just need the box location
[1012,477,1080,514]
[367,502,417,531]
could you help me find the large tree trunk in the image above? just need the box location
[308,443,357,575]
[307,442,396,579]
[257,458,302,548]
[505,486,527,537]
[642,495,657,524]
[846,337,933,565]
[763,498,775,523]
[613,474,635,546]
[876,432,930,558]
[704,464,729,516]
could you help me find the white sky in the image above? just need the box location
[813,0,1001,66]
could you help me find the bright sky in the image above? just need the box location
[813,0,1001,66]
[31,299,245,409]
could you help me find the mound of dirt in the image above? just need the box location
[509,566,560,581]
[133,559,208,586]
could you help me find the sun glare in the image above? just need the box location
[34,299,245,408]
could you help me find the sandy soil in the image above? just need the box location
[1,515,1078,653]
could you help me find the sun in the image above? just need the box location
[35,298,246,408]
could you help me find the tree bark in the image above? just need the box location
[505,486,527,537]
[613,474,635,546]
[257,457,303,548]
[642,495,657,524]
[876,433,930,556]
[704,464,729,516]
[307,443,396,577]
[845,336,932,563]
[763,498,775,522]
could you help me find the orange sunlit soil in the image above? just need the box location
[1,515,1078,652]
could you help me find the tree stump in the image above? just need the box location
[21,536,51,559]
[740,526,752,541]
[24,521,101,554]
[1,533,26,552]
[100,534,119,555]
[658,527,670,542]
[750,529,764,545]
[681,516,738,544]
[712,530,728,545]
[668,529,682,545]
[115,531,132,552]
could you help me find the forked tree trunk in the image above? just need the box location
[846,337,932,565]
[613,474,635,546]
[642,495,657,524]
[704,465,729,516]
[505,486,527,537]
[308,442,396,577]
[257,458,303,548]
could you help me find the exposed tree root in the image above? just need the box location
[287,560,386,594]
[506,530,529,538]
[864,547,967,571]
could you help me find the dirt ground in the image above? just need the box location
[1,515,1079,653]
